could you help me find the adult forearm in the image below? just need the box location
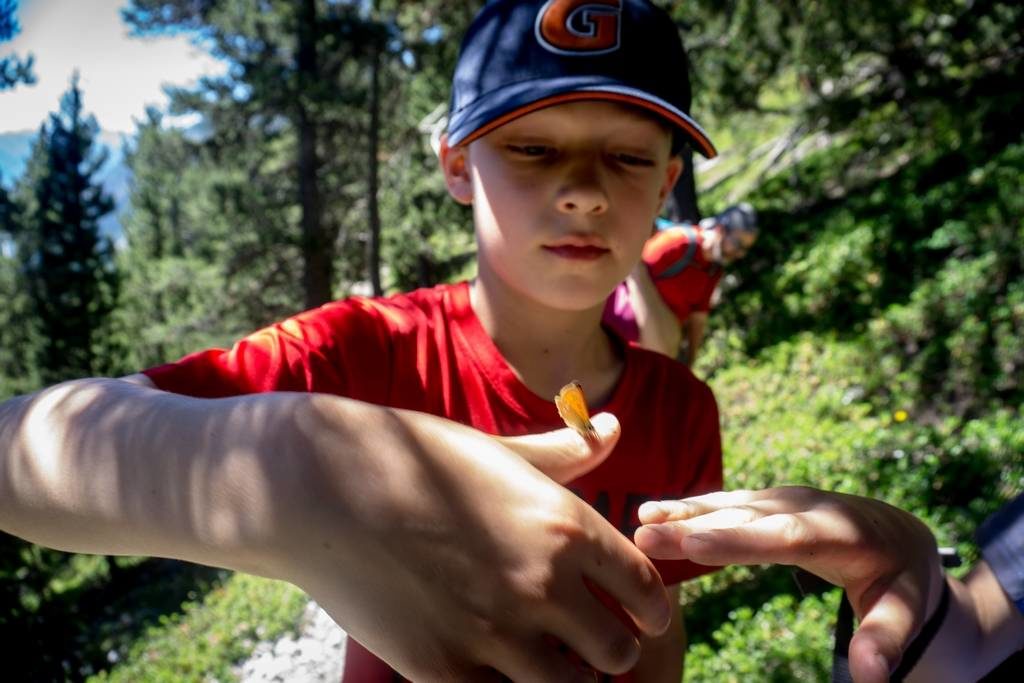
[0,378,310,576]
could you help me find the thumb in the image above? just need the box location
[847,577,925,683]
[496,412,621,484]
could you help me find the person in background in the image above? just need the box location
[603,203,759,363]
[635,487,1024,683]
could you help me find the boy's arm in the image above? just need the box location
[629,265,682,357]
[0,378,672,681]
[682,312,707,366]
[631,585,686,683]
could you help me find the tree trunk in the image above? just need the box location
[297,0,332,308]
[367,37,383,297]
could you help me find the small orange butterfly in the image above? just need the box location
[555,380,598,442]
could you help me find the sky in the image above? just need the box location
[0,0,224,134]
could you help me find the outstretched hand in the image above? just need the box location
[634,487,946,683]
[283,402,669,682]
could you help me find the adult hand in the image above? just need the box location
[634,487,945,683]
[284,400,670,682]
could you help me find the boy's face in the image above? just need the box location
[442,100,682,313]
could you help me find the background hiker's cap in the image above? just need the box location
[447,0,717,158]
[714,203,759,234]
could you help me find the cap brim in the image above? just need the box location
[448,83,717,158]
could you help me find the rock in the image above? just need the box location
[234,600,348,683]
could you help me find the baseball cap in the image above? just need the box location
[714,203,758,234]
[446,0,718,158]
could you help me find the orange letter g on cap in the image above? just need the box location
[536,0,622,55]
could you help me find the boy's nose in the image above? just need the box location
[556,164,609,215]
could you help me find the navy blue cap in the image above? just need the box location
[447,0,717,158]
[717,203,758,233]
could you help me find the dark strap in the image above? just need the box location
[831,593,856,683]
[891,577,952,680]
[654,225,698,279]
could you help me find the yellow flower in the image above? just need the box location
[894,410,909,423]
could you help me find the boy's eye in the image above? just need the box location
[615,153,655,167]
[507,144,551,157]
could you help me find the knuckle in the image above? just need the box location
[508,563,561,604]
[786,485,820,503]
[734,504,763,523]
[778,515,812,548]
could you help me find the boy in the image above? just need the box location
[603,204,759,361]
[0,1,722,680]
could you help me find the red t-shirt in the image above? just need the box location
[144,281,722,681]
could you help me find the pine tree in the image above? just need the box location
[12,74,118,384]
[0,0,35,90]
[117,108,253,369]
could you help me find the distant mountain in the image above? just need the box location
[0,131,36,183]
[0,130,132,242]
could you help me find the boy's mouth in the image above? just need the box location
[543,245,611,261]
[543,236,611,261]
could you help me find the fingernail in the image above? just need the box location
[591,412,619,435]
[638,501,664,519]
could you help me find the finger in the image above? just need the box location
[498,412,621,484]
[637,512,834,565]
[634,522,688,559]
[491,636,601,683]
[540,581,642,676]
[635,505,774,560]
[638,489,763,523]
[578,505,672,637]
[638,486,817,524]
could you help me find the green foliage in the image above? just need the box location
[686,592,840,682]
[91,573,306,682]
[686,129,1022,678]
[706,137,1024,416]
[116,110,278,369]
[0,252,39,398]
[684,332,1022,677]
[673,0,1024,150]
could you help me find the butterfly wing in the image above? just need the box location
[555,381,598,441]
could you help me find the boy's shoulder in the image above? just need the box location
[311,281,464,334]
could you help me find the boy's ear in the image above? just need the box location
[658,156,685,207]
[439,134,474,206]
